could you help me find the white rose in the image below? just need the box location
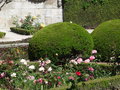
[45,81,48,84]
[29,65,35,70]
[70,60,78,65]
[11,73,16,77]
[39,67,45,72]
[23,61,27,65]
[48,67,52,72]
[20,59,27,65]
[45,60,51,64]
[20,59,26,63]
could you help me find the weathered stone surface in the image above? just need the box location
[0,0,63,29]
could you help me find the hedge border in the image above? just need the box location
[0,32,6,38]
[51,75,120,90]
[10,27,38,35]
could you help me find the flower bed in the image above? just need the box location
[0,50,119,90]
[11,15,45,35]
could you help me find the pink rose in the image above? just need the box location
[57,76,61,79]
[84,59,90,63]
[0,72,6,79]
[33,80,37,84]
[88,67,94,72]
[27,75,35,80]
[77,58,83,64]
[38,78,43,84]
[58,82,62,85]
[8,60,14,64]
[40,61,45,66]
[85,78,88,81]
[45,60,51,64]
[70,59,78,65]
[68,76,75,80]
[92,50,97,54]
[89,56,95,61]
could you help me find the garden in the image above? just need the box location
[0,20,120,90]
[0,0,120,90]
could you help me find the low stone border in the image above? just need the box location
[0,43,29,48]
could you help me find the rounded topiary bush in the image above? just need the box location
[92,19,120,62]
[0,32,6,38]
[28,22,94,63]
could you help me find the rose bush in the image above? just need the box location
[0,50,118,90]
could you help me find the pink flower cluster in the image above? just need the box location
[69,50,97,64]
[88,67,94,72]
[68,76,75,80]
[34,78,43,84]
[27,75,35,80]
[0,72,6,79]
[39,59,51,67]
[0,60,14,65]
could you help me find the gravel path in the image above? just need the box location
[0,28,93,43]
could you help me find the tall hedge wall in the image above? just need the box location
[63,0,120,28]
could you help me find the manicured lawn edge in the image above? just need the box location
[10,27,38,35]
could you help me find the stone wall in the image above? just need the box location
[0,0,63,29]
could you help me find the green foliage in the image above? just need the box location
[0,32,6,38]
[21,15,34,30]
[51,75,120,90]
[92,19,120,62]
[63,0,120,28]
[28,22,94,62]
[10,27,37,35]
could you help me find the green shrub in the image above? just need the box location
[92,19,120,62]
[10,27,37,35]
[63,0,120,28]
[51,75,120,90]
[28,22,94,62]
[0,32,6,38]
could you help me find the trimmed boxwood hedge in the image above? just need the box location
[92,19,120,62]
[51,75,120,90]
[63,0,120,28]
[28,22,94,62]
[0,32,6,38]
[10,27,38,35]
